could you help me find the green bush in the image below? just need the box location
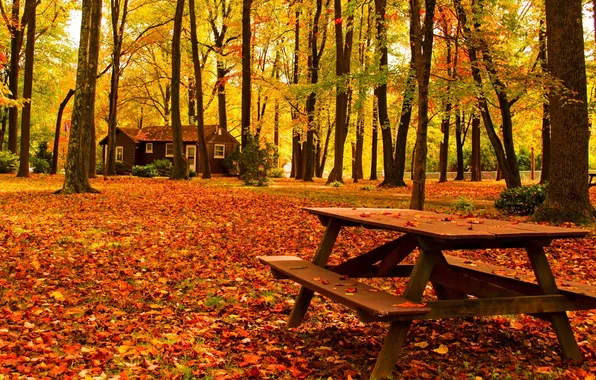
[189,170,197,178]
[239,138,278,186]
[34,141,53,167]
[361,185,376,191]
[0,151,19,173]
[132,165,158,178]
[268,167,284,178]
[115,162,132,175]
[223,147,240,175]
[152,159,172,177]
[329,181,343,188]
[30,157,50,174]
[452,196,475,212]
[494,183,547,215]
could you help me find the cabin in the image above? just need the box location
[98,125,239,174]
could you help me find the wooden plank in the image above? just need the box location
[259,256,431,317]
[376,234,419,276]
[330,234,416,276]
[287,218,342,327]
[359,295,596,322]
[370,245,440,380]
[304,208,589,240]
[527,246,582,362]
[445,254,596,300]
[429,253,469,300]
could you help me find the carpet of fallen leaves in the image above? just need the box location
[1,175,596,380]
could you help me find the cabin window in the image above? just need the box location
[146,143,153,153]
[214,144,225,159]
[116,146,124,162]
[165,143,174,157]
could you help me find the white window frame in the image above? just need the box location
[165,143,174,157]
[214,144,225,159]
[115,146,124,162]
[146,142,153,153]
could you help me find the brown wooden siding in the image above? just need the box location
[103,130,137,166]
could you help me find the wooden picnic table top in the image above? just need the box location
[304,207,589,240]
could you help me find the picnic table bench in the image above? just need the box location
[259,208,595,379]
[590,173,596,187]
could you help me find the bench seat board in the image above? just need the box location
[258,256,431,317]
[444,255,596,300]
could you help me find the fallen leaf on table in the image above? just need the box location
[368,289,378,292]
[346,287,357,293]
[312,277,321,281]
[321,280,330,285]
[393,301,427,308]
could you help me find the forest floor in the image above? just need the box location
[1,174,596,379]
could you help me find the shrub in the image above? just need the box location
[189,170,197,178]
[223,147,241,175]
[329,181,343,188]
[268,167,284,178]
[361,185,376,191]
[494,183,547,215]
[152,159,172,177]
[452,196,475,212]
[238,138,278,186]
[132,164,158,178]
[0,151,19,173]
[115,162,132,175]
[34,140,53,167]
[30,157,50,174]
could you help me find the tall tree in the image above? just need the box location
[0,0,29,154]
[534,0,595,223]
[51,89,75,175]
[374,0,393,186]
[207,0,235,131]
[538,19,550,185]
[304,0,328,182]
[169,0,188,180]
[470,114,481,181]
[369,97,378,180]
[241,0,252,149]
[327,0,354,184]
[16,0,36,177]
[189,0,211,178]
[105,0,129,176]
[61,0,102,194]
[409,0,436,210]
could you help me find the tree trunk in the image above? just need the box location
[327,0,353,184]
[86,0,102,179]
[241,0,252,149]
[438,28,453,184]
[290,10,300,179]
[470,115,481,181]
[7,1,27,154]
[534,0,595,223]
[370,97,378,180]
[317,112,333,178]
[17,0,36,178]
[409,0,436,210]
[170,0,188,180]
[390,52,416,186]
[0,111,7,150]
[51,89,75,175]
[61,0,102,194]
[454,111,465,180]
[189,0,211,179]
[374,0,393,186]
[105,0,129,176]
[538,19,550,185]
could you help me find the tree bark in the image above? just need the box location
[105,0,129,176]
[17,0,36,178]
[470,115,481,181]
[189,0,211,179]
[370,97,378,180]
[538,19,550,185]
[86,0,102,179]
[0,111,7,150]
[241,0,252,149]
[454,111,465,180]
[170,0,188,180]
[7,1,26,154]
[409,0,436,210]
[61,0,102,194]
[51,90,75,175]
[327,0,353,184]
[534,0,595,223]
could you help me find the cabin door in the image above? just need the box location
[186,145,196,172]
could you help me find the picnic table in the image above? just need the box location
[259,207,596,379]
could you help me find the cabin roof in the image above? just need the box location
[100,125,239,145]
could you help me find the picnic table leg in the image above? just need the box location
[287,218,342,328]
[526,245,582,362]
[370,247,440,380]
